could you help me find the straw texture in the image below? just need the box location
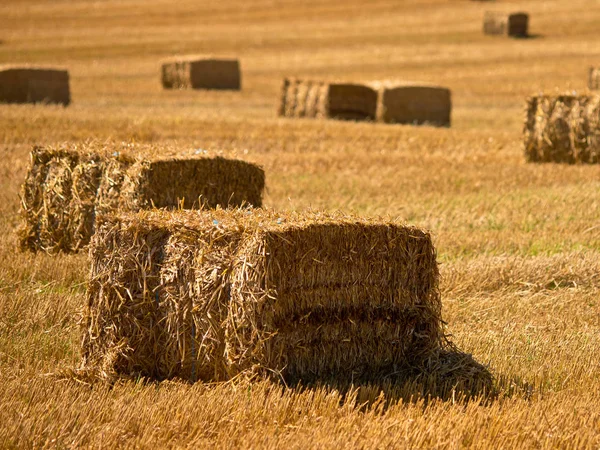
[81,208,443,384]
[161,56,241,90]
[524,94,600,164]
[0,66,70,105]
[19,144,265,253]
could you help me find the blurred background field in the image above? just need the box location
[1,0,600,447]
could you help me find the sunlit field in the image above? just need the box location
[1,0,600,447]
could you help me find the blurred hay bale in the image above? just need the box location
[278,78,377,121]
[0,65,70,105]
[524,94,600,164]
[82,209,443,383]
[483,12,529,37]
[370,81,451,127]
[161,55,241,90]
[589,67,600,90]
[19,144,265,253]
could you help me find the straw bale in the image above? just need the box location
[524,94,600,164]
[370,81,451,127]
[0,65,70,105]
[82,209,443,383]
[19,144,265,253]
[483,12,529,37]
[161,55,241,90]
[589,67,600,90]
[278,78,377,121]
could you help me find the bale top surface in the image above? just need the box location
[0,64,69,73]
[33,142,250,164]
[160,55,239,64]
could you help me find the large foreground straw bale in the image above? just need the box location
[0,66,70,105]
[161,56,241,90]
[371,81,451,127]
[19,144,265,253]
[82,209,443,383]
[524,94,600,164]
[483,12,529,37]
[278,78,378,121]
[589,67,600,90]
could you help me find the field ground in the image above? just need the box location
[1,0,600,447]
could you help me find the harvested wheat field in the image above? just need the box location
[2,0,600,448]
[19,143,265,253]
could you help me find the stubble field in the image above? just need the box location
[1,0,600,447]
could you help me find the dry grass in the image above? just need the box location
[2,0,600,448]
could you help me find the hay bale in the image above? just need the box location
[589,67,600,90]
[0,65,70,105]
[278,78,377,121]
[161,56,241,90]
[82,209,443,383]
[524,94,600,164]
[19,144,265,253]
[371,81,451,127]
[483,12,529,37]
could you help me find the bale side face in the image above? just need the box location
[523,95,600,164]
[379,86,451,126]
[589,68,600,90]
[190,59,241,90]
[507,13,528,37]
[326,84,377,121]
[81,210,443,384]
[19,145,265,253]
[0,68,70,105]
[227,221,441,382]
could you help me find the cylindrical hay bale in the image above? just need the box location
[523,94,600,164]
[0,66,70,105]
[161,55,241,90]
[589,67,600,90]
[371,82,451,127]
[81,209,444,383]
[18,144,265,254]
[278,78,377,122]
[483,12,529,37]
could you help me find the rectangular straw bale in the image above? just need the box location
[19,144,265,253]
[161,55,241,90]
[371,81,451,127]
[81,209,443,383]
[0,66,70,105]
[589,67,600,90]
[483,12,529,37]
[524,94,600,163]
[278,78,377,121]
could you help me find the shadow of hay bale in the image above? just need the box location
[288,348,497,409]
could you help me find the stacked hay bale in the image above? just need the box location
[588,67,600,90]
[524,94,600,163]
[278,78,378,121]
[161,55,241,90]
[81,209,443,383]
[370,81,451,127]
[19,144,265,253]
[483,12,529,37]
[0,65,70,105]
